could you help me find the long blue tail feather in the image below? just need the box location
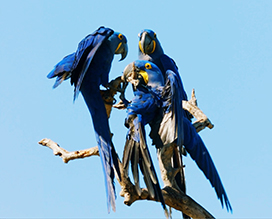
[163,70,232,212]
[80,80,117,213]
[96,135,116,213]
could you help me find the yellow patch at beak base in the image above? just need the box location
[115,42,122,53]
[139,70,149,84]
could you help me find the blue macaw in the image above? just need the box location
[138,30,232,212]
[138,29,189,219]
[138,29,188,105]
[47,26,128,213]
[121,60,168,215]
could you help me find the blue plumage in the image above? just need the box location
[138,29,188,104]
[138,30,232,213]
[47,53,75,88]
[182,118,232,210]
[161,70,184,147]
[47,26,128,213]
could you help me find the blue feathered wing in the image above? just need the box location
[47,53,75,88]
[47,26,113,93]
[70,27,114,100]
[161,70,232,212]
[159,70,184,148]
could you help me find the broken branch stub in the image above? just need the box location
[183,89,214,132]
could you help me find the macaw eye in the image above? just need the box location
[154,32,157,38]
[118,33,123,40]
[145,63,152,69]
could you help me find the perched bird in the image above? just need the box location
[138,29,189,219]
[138,29,188,104]
[138,30,232,212]
[47,26,128,213]
[121,60,168,216]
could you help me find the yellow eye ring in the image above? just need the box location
[145,63,152,69]
[118,33,123,40]
[154,32,157,38]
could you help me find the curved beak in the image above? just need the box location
[116,42,128,61]
[139,31,156,54]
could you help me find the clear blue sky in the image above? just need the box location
[0,0,271,218]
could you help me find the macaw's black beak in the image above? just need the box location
[139,31,156,54]
[117,42,128,61]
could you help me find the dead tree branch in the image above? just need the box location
[38,138,99,163]
[183,89,214,132]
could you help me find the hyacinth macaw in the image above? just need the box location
[138,30,232,212]
[138,29,189,219]
[121,60,168,215]
[138,29,188,104]
[47,26,128,213]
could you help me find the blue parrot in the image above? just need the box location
[138,29,188,104]
[47,26,128,213]
[138,29,190,219]
[121,60,168,215]
[138,30,232,212]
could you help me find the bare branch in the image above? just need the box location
[38,138,99,163]
[183,89,214,132]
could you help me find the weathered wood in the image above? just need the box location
[38,138,99,163]
[183,89,214,132]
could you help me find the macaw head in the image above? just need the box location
[122,60,164,89]
[108,31,128,61]
[138,29,164,56]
